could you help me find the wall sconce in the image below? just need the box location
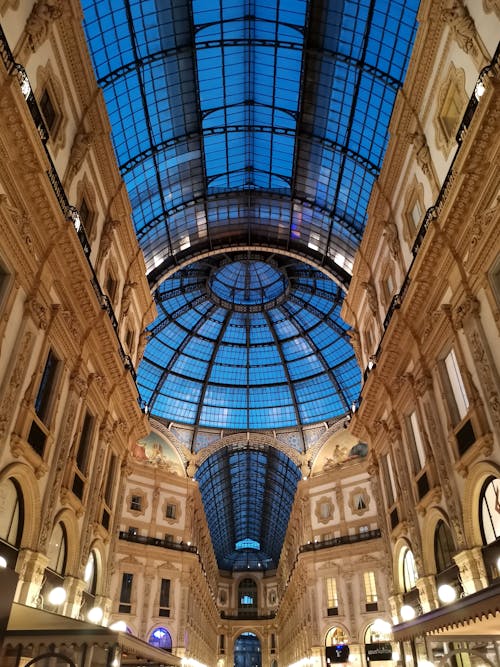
[87,606,104,624]
[400,604,416,621]
[109,620,127,632]
[437,583,457,604]
[47,586,67,607]
[0,556,7,568]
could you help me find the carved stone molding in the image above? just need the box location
[452,295,480,331]
[483,0,500,17]
[441,0,479,57]
[361,280,378,317]
[25,0,67,53]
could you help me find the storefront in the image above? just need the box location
[391,582,500,666]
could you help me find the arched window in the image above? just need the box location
[238,578,258,616]
[434,520,455,573]
[234,632,261,667]
[84,551,98,594]
[0,478,23,547]
[325,626,347,645]
[402,548,418,592]
[47,522,67,574]
[479,476,500,545]
[149,627,172,651]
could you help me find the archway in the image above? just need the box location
[234,632,262,667]
[149,626,173,651]
[24,653,76,667]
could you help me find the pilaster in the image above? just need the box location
[63,574,86,619]
[415,574,438,613]
[14,548,48,607]
[389,592,404,624]
[453,546,488,595]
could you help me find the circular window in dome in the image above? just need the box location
[208,259,288,311]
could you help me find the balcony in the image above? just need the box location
[118,531,197,554]
[300,529,381,553]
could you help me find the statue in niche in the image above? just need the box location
[361,280,378,317]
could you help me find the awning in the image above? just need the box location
[4,603,181,666]
[392,582,500,642]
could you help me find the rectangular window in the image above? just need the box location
[0,261,11,311]
[443,349,469,425]
[382,454,396,506]
[219,635,225,653]
[130,495,142,511]
[160,578,170,606]
[363,571,378,603]
[104,453,118,507]
[411,199,423,230]
[326,577,338,612]
[76,411,94,474]
[40,89,56,133]
[406,411,426,474]
[119,572,133,613]
[364,571,378,611]
[166,503,176,519]
[34,349,58,423]
[79,197,90,229]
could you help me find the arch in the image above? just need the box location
[462,460,500,545]
[420,506,454,574]
[0,462,41,548]
[434,519,456,573]
[149,244,350,294]
[362,620,391,645]
[50,508,80,574]
[47,521,67,575]
[195,431,303,469]
[325,624,349,645]
[393,538,410,593]
[84,538,106,594]
[234,632,262,667]
[478,476,500,545]
[24,653,76,667]
[393,538,419,594]
[0,476,24,548]
[149,626,173,651]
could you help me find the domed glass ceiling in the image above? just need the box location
[81,0,419,572]
[139,253,358,430]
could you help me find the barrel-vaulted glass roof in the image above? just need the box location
[81,0,419,572]
[196,444,302,570]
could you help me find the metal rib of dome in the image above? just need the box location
[139,253,358,430]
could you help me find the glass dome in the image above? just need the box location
[139,253,360,430]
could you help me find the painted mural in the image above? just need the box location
[132,431,184,475]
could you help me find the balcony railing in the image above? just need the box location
[0,24,136,384]
[363,42,500,382]
[300,528,381,553]
[118,531,197,554]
